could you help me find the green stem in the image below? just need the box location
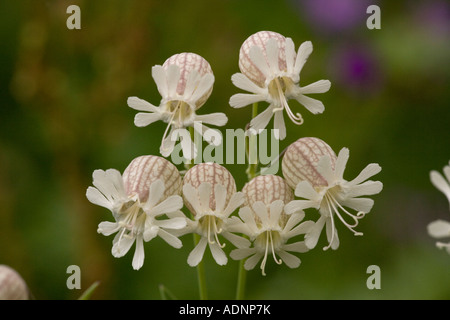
[193,233,208,300]
[237,102,259,300]
[235,259,247,300]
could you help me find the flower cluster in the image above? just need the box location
[427,161,450,254]
[86,31,383,276]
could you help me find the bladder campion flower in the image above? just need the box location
[86,155,187,270]
[229,31,331,140]
[427,160,450,254]
[128,53,228,160]
[228,175,313,275]
[181,163,249,266]
[283,137,383,250]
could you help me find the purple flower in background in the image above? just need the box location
[412,0,450,39]
[294,0,373,35]
[328,44,382,94]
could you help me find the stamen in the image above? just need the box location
[160,101,181,153]
[213,217,225,248]
[326,193,364,236]
[323,194,336,251]
[273,78,303,125]
[269,231,282,265]
[260,231,270,276]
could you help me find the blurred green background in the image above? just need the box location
[1,0,449,300]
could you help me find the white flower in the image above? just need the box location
[86,155,187,270]
[182,182,248,266]
[128,53,228,160]
[427,161,450,254]
[229,201,312,276]
[180,163,249,266]
[229,31,331,140]
[228,174,313,275]
[283,138,383,250]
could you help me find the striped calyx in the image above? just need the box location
[282,137,337,189]
[183,163,236,215]
[242,174,293,225]
[123,155,182,203]
[0,265,29,300]
[162,52,213,109]
[239,31,287,87]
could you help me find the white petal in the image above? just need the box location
[294,181,321,201]
[198,182,212,213]
[112,232,134,258]
[345,181,383,198]
[222,231,251,249]
[299,80,331,94]
[294,41,313,75]
[293,94,325,114]
[283,241,309,253]
[87,187,113,210]
[160,128,177,157]
[145,179,165,209]
[273,110,286,140]
[348,163,382,187]
[284,199,319,214]
[265,38,280,74]
[153,216,186,230]
[190,74,214,105]
[325,219,340,250]
[92,169,123,202]
[252,201,269,225]
[284,38,296,74]
[143,224,160,242]
[183,69,202,100]
[151,65,168,98]
[180,133,196,161]
[250,105,275,131]
[166,65,181,98]
[335,148,350,180]
[230,247,255,261]
[231,73,266,94]
[249,45,270,79]
[238,207,258,233]
[134,112,162,127]
[340,197,374,213]
[304,215,326,249]
[286,220,315,238]
[97,221,120,236]
[209,242,228,266]
[244,252,263,271]
[282,211,305,232]
[182,184,203,216]
[317,155,334,184]
[213,184,227,214]
[269,200,284,226]
[187,237,208,267]
[427,219,450,238]
[229,93,267,109]
[223,192,245,217]
[430,170,450,205]
[158,229,183,248]
[277,250,301,269]
[132,236,145,270]
[127,96,159,112]
[195,113,228,127]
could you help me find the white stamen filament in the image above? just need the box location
[160,101,182,153]
[322,191,366,250]
[205,215,225,248]
[116,201,145,254]
[272,77,303,125]
[260,230,282,276]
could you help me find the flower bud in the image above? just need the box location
[162,52,213,109]
[183,163,236,214]
[239,31,287,87]
[123,155,182,202]
[0,265,29,300]
[282,137,336,189]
